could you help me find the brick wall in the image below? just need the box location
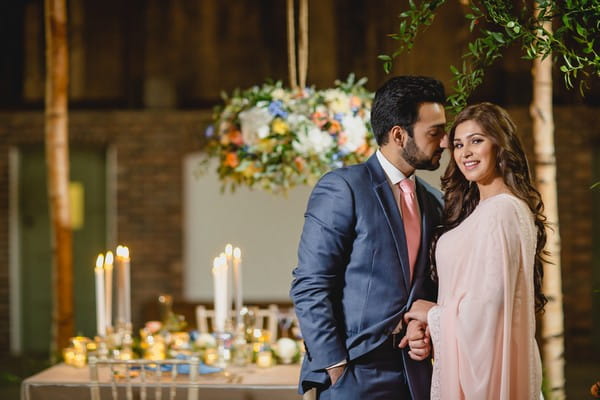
[0,110,210,355]
[0,107,598,363]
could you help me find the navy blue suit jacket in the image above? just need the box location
[290,154,442,399]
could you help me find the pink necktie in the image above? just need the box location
[398,179,421,282]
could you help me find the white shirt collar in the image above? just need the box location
[376,149,415,186]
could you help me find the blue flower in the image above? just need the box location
[332,160,344,169]
[205,125,215,138]
[268,101,288,118]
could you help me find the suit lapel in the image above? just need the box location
[366,155,411,292]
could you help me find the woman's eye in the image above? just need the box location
[454,143,463,149]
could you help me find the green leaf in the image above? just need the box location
[377,54,392,61]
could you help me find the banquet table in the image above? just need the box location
[21,362,305,400]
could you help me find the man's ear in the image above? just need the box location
[390,125,408,148]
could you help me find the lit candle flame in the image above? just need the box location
[233,247,241,259]
[116,245,130,258]
[96,254,104,269]
[104,251,114,266]
[225,244,233,257]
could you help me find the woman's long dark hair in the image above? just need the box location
[431,102,548,312]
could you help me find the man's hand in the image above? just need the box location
[327,364,346,386]
[403,299,436,324]
[398,319,431,361]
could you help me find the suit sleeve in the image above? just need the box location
[290,171,355,371]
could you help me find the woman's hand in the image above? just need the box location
[403,299,436,324]
[399,319,431,361]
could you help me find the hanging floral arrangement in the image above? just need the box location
[202,74,376,192]
[201,0,376,192]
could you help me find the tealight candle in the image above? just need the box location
[256,350,273,368]
[204,348,218,365]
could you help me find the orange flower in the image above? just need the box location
[228,130,244,146]
[355,142,373,156]
[350,95,362,108]
[241,163,261,178]
[328,120,342,134]
[294,156,306,172]
[311,112,328,128]
[225,152,239,168]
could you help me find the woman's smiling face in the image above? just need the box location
[452,119,499,185]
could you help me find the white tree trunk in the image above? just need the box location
[530,8,566,400]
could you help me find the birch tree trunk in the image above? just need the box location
[530,7,566,400]
[45,0,73,356]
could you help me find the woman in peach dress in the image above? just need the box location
[404,103,546,399]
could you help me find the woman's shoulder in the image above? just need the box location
[477,193,533,228]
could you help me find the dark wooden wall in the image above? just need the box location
[3,0,599,110]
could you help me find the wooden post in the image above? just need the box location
[530,6,566,399]
[44,0,73,356]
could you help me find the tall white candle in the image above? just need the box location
[104,251,114,329]
[212,256,227,332]
[116,245,131,326]
[225,244,234,317]
[95,254,106,337]
[115,246,124,325]
[120,246,131,326]
[233,247,243,326]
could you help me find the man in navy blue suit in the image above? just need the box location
[290,76,448,399]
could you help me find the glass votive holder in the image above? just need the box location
[63,347,76,366]
[256,350,273,368]
[70,336,90,353]
[145,341,166,360]
[170,332,190,351]
[232,336,252,367]
[204,348,218,366]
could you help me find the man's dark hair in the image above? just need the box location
[371,76,446,145]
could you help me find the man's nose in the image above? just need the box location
[440,133,449,148]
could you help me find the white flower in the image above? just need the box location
[323,89,351,114]
[271,88,287,101]
[340,115,368,152]
[274,338,298,364]
[239,106,273,145]
[293,126,334,155]
[287,113,310,131]
[195,333,216,348]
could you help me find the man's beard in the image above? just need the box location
[403,137,443,171]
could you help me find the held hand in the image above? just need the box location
[403,299,436,324]
[327,364,346,386]
[398,320,431,361]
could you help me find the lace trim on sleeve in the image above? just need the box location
[428,305,442,400]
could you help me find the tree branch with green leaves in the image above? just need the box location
[381,0,600,115]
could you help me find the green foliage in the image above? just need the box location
[382,0,600,114]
